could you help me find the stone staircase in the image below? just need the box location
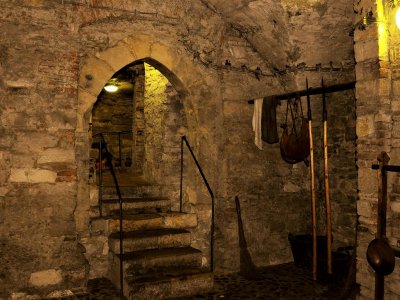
[90,175,213,299]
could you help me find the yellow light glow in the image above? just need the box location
[377,0,389,61]
[396,7,400,29]
[104,85,118,92]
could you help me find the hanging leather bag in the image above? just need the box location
[280,97,310,165]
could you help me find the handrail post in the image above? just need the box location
[118,132,122,167]
[98,137,103,217]
[180,136,184,213]
[181,136,214,272]
[98,133,124,299]
[210,194,214,272]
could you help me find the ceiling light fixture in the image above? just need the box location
[104,84,118,92]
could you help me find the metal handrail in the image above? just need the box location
[93,131,133,168]
[179,136,215,272]
[94,133,124,300]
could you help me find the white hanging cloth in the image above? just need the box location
[252,98,263,150]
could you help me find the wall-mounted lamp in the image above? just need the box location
[104,84,118,93]
[396,7,400,29]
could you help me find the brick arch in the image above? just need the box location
[77,34,204,132]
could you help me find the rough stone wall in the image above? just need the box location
[132,63,146,174]
[283,0,357,249]
[0,2,87,297]
[143,63,171,181]
[215,0,357,273]
[354,0,400,299]
[0,0,359,296]
[142,63,188,212]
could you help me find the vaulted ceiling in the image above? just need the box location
[202,0,291,70]
[201,0,354,71]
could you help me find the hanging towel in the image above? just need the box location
[252,98,263,150]
[262,97,279,144]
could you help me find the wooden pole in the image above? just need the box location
[307,78,317,281]
[322,78,332,275]
[247,81,355,104]
[375,152,390,300]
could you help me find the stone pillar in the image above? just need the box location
[354,0,394,298]
[132,63,146,175]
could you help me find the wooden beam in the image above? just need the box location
[248,81,355,104]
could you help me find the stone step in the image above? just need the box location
[90,212,197,235]
[109,228,191,253]
[102,197,171,214]
[120,247,203,274]
[125,268,213,300]
[103,185,165,198]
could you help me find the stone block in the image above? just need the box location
[29,269,62,287]
[283,182,301,193]
[9,168,57,183]
[357,200,373,218]
[356,115,375,138]
[124,35,152,61]
[77,88,97,131]
[354,39,379,62]
[393,80,400,96]
[79,54,115,98]
[354,25,378,43]
[95,41,136,72]
[356,79,390,99]
[0,186,10,197]
[149,41,179,73]
[391,201,400,213]
[37,148,75,164]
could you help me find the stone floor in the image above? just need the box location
[37,262,357,300]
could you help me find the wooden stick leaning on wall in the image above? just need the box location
[307,78,317,281]
[322,78,332,275]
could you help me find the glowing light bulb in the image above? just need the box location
[104,85,118,92]
[396,7,400,30]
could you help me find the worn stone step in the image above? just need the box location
[125,268,213,300]
[100,175,164,198]
[90,212,197,235]
[121,247,203,274]
[102,197,171,214]
[102,185,164,198]
[109,247,204,286]
[109,228,191,253]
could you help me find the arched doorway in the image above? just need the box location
[89,59,189,204]
[75,36,218,282]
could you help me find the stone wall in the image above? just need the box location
[0,2,87,297]
[132,63,146,174]
[215,0,357,273]
[0,0,359,296]
[142,63,189,211]
[354,0,400,299]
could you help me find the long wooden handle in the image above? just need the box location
[309,119,317,281]
[307,78,317,281]
[324,120,332,274]
[374,152,390,300]
[322,78,332,275]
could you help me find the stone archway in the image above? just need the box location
[76,35,200,133]
[74,34,218,278]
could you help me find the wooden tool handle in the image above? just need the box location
[322,78,332,275]
[307,78,317,281]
